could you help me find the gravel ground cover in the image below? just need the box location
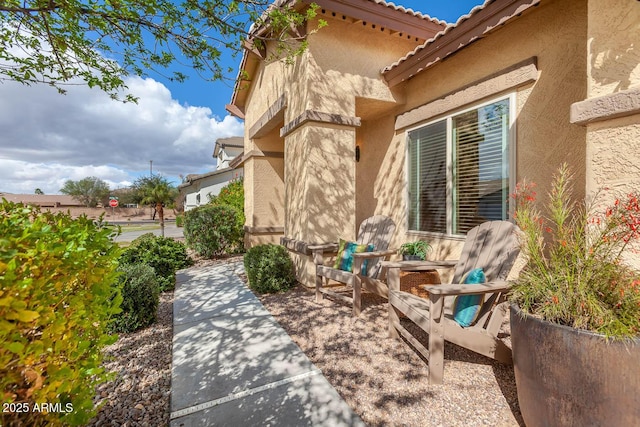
[89,255,523,426]
[88,291,173,427]
[257,285,524,427]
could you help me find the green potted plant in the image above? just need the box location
[398,240,431,261]
[509,164,640,427]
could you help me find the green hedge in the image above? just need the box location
[119,233,192,292]
[244,244,296,294]
[0,201,121,426]
[184,205,243,257]
[108,263,159,333]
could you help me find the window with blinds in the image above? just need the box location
[407,97,511,235]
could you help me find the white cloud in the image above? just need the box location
[0,75,244,194]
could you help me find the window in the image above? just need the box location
[407,96,512,235]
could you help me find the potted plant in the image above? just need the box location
[509,164,640,427]
[398,240,431,261]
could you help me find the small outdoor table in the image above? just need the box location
[381,260,458,297]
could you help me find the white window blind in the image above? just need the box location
[407,97,511,235]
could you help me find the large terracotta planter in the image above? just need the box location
[510,304,640,427]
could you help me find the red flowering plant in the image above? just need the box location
[509,164,640,339]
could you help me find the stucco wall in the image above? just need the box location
[587,0,640,98]
[583,0,640,268]
[245,127,285,229]
[358,0,588,259]
[584,0,640,196]
[241,12,430,283]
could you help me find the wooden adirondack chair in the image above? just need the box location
[310,215,396,316]
[385,220,521,384]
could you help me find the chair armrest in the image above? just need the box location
[352,249,397,259]
[308,243,339,252]
[425,281,512,296]
[309,243,339,266]
[380,260,458,270]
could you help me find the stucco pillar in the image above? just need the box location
[243,127,286,248]
[284,122,357,286]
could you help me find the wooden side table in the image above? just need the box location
[381,260,458,296]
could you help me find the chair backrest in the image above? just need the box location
[450,221,521,329]
[451,220,520,284]
[356,215,396,279]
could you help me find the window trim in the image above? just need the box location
[404,93,517,238]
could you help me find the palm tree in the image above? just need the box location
[132,175,177,237]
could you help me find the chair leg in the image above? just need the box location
[388,302,400,339]
[315,273,323,303]
[353,273,361,316]
[428,294,445,385]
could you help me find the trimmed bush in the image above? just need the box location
[175,214,184,227]
[109,263,159,333]
[119,233,192,292]
[244,244,296,293]
[0,201,121,426]
[184,205,243,257]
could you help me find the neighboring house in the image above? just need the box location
[214,136,244,169]
[228,0,640,285]
[0,193,84,207]
[179,137,244,211]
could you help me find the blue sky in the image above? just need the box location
[0,1,485,195]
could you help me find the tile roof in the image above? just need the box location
[363,0,446,25]
[382,0,541,86]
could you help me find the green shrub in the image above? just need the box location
[119,233,192,292]
[244,244,296,293]
[175,214,184,227]
[0,201,121,426]
[210,178,244,221]
[184,205,243,257]
[109,263,159,333]
[209,178,245,250]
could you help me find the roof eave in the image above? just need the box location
[229,0,449,114]
[382,0,542,87]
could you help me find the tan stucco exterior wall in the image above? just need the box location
[581,0,640,268]
[360,0,588,259]
[587,0,640,99]
[583,0,640,195]
[241,13,429,284]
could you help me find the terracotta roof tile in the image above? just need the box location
[382,0,541,85]
[382,1,491,74]
[367,0,446,25]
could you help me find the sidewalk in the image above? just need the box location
[170,262,365,427]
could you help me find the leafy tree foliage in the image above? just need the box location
[0,0,325,99]
[0,201,121,426]
[132,175,177,237]
[60,176,110,207]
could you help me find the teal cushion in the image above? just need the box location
[452,268,486,327]
[333,239,375,276]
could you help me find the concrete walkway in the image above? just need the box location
[170,262,365,427]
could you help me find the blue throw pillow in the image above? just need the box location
[452,268,486,327]
[333,239,375,276]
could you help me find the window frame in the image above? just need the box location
[404,93,517,238]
